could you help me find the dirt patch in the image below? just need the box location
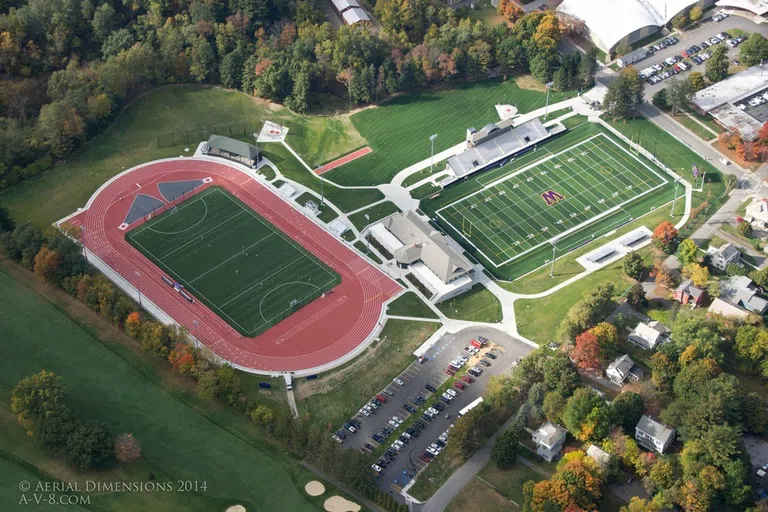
[515,75,547,92]
[323,496,361,512]
[304,480,326,496]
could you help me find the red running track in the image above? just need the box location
[315,146,373,175]
[67,159,402,373]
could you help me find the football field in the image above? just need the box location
[127,186,340,336]
[436,132,670,268]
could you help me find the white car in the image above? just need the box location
[332,435,343,444]
[428,407,439,415]
[426,447,440,456]
[392,442,402,451]
[388,419,398,427]
[393,377,404,386]
[446,388,458,397]
[360,408,370,417]
[372,464,382,472]
[391,416,403,425]
[439,435,448,443]
[442,392,454,401]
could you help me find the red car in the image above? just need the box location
[444,368,456,376]
[453,382,466,390]
[470,339,482,349]
[461,375,474,383]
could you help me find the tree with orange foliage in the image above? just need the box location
[652,221,678,253]
[533,12,561,53]
[652,259,675,289]
[124,312,141,339]
[497,0,524,25]
[168,343,197,376]
[523,450,602,511]
[33,246,62,281]
[571,331,602,371]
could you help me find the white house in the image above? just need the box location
[532,422,567,462]
[708,275,768,319]
[707,242,740,272]
[606,354,644,385]
[745,198,768,228]
[627,321,668,350]
[635,415,676,454]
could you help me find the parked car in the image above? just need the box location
[446,388,458,397]
[454,381,466,390]
[425,384,437,392]
[486,352,497,359]
[461,375,474,383]
[404,403,417,413]
[442,392,454,401]
[372,464,382,472]
[479,359,492,367]
[393,377,404,386]
[431,402,444,411]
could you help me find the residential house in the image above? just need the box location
[627,320,668,350]
[635,415,676,454]
[673,279,706,308]
[532,422,567,462]
[745,197,768,228]
[606,354,644,385]
[586,444,611,467]
[708,275,768,319]
[707,242,741,272]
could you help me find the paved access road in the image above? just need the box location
[341,325,534,494]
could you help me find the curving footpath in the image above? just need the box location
[61,158,401,374]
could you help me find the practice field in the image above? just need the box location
[127,186,340,336]
[435,131,671,268]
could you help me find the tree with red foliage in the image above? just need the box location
[124,312,141,339]
[737,140,756,162]
[114,433,142,463]
[652,221,678,253]
[168,343,197,376]
[571,331,603,371]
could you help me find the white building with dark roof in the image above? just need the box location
[557,0,716,53]
[635,415,676,453]
[370,211,474,303]
[606,354,644,385]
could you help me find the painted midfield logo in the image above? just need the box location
[541,190,566,206]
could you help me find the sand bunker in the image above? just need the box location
[225,506,246,512]
[323,496,361,512]
[305,480,326,496]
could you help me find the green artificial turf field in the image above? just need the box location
[421,123,676,280]
[436,132,669,267]
[127,186,340,336]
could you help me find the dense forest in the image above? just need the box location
[0,0,592,189]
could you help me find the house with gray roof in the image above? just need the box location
[606,354,643,385]
[628,320,668,351]
[532,422,567,462]
[708,275,768,319]
[370,211,474,303]
[635,415,675,454]
[673,279,706,308]
[707,242,740,272]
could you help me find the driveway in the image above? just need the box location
[354,326,534,494]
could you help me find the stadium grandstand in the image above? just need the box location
[202,135,262,168]
[557,0,716,53]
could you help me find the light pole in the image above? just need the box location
[134,270,142,307]
[544,82,554,120]
[365,214,371,253]
[549,238,559,278]
[429,133,438,172]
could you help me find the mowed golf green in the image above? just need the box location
[323,78,574,186]
[437,133,668,267]
[0,265,320,512]
[127,186,340,336]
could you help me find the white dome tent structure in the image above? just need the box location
[557,0,716,53]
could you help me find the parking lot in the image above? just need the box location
[330,325,535,492]
[610,12,768,94]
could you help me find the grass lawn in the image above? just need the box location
[515,251,651,344]
[324,78,574,186]
[500,199,684,294]
[409,452,465,501]
[411,182,441,200]
[260,143,384,213]
[294,192,339,223]
[445,478,515,512]
[127,186,341,336]
[295,319,440,427]
[478,460,547,505]
[0,86,367,229]
[0,260,343,512]
[386,291,439,319]
[403,168,448,187]
[259,165,277,181]
[458,0,504,26]
[353,240,382,264]
[437,284,502,323]
[675,112,718,140]
[348,201,401,230]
